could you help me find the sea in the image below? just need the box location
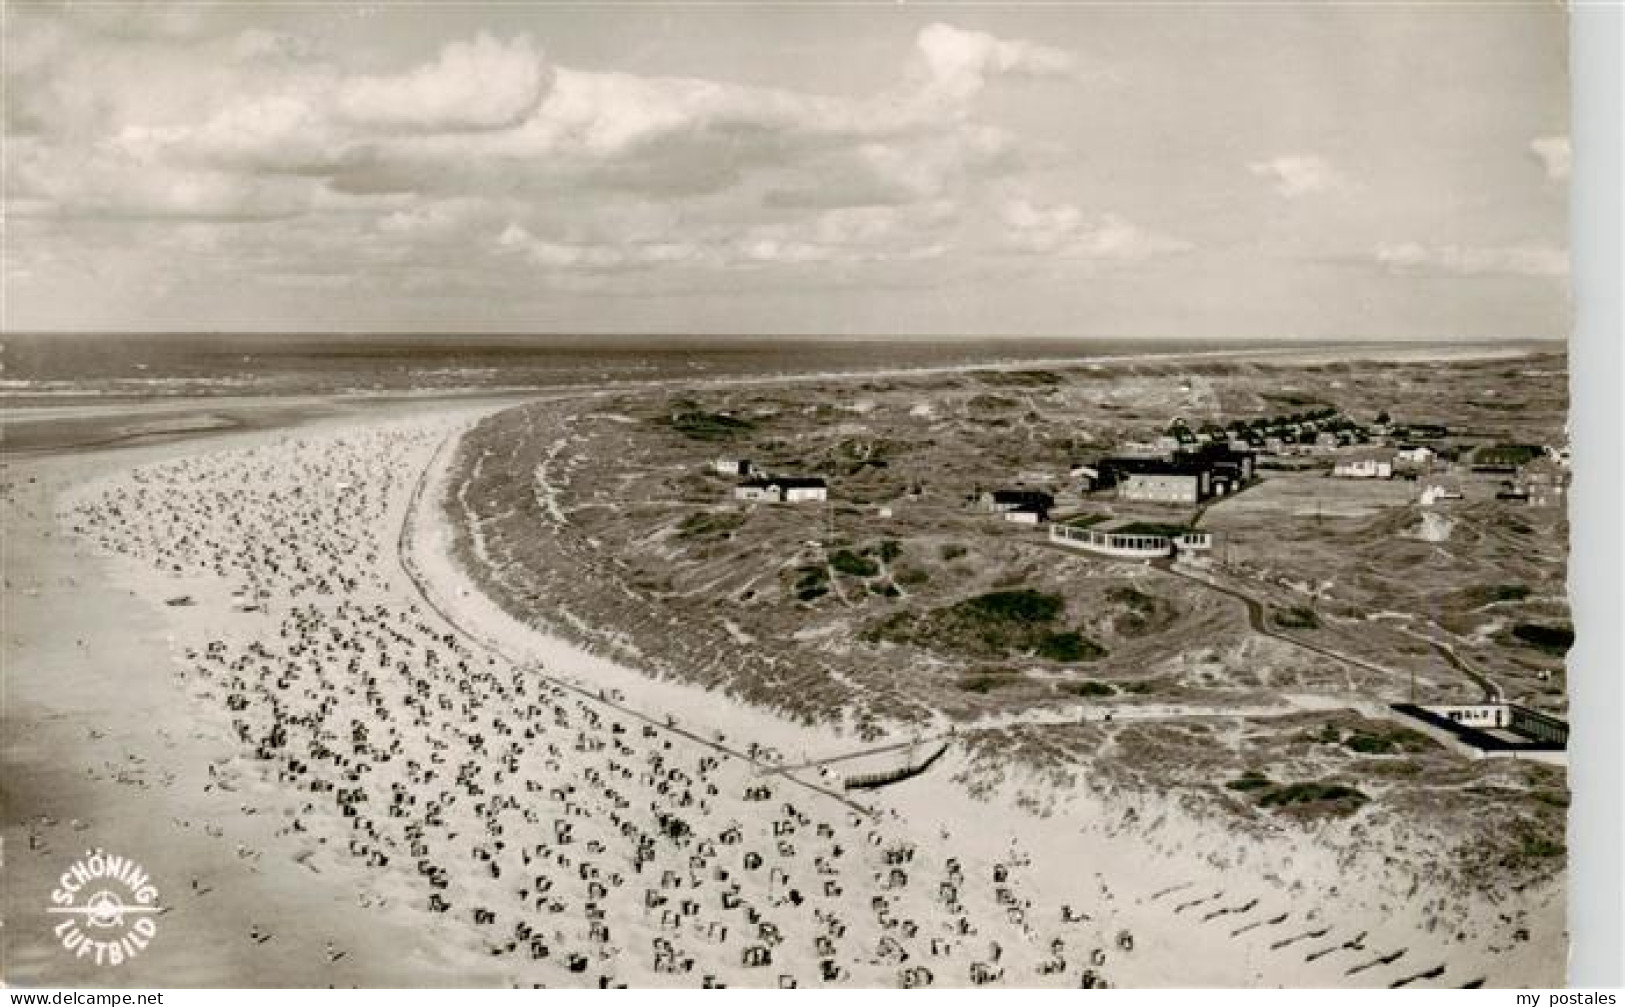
[2,332,1310,401]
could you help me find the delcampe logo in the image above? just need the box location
[47,849,163,966]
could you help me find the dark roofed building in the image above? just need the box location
[1088,444,1256,504]
[1472,444,1544,473]
[980,489,1055,514]
[735,475,828,503]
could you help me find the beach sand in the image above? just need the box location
[2,388,1563,988]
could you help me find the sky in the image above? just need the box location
[2,1,1571,339]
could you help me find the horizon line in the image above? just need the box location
[0,331,1568,344]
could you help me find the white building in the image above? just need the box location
[735,476,827,503]
[1419,484,1464,506]
[1519,455,1567,507]
[1332,451,1395,479]
[1395,445,1436,467]
[980,489,1055,516]
[1119,471,1203,504]
[1049,520,1213,560]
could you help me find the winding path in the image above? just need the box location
[1153,561,1499,702]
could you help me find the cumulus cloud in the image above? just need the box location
[913,23,1080,101]
[498,224,690,270]
[7,6,1124,306]
[337,33,554,133]
[6,8,1088,226]
[1248,154,1344,198]
[999,198,1191,261]
[1374,241,1568,278]
[1530,135,1570,181]
[115,89,356,176]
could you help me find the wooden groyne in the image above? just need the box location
[842,742,951,791]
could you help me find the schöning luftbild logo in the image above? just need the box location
[47,849,164,966]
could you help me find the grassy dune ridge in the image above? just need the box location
[442,350,1570,889]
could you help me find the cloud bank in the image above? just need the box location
[5,14,1129,272]
[1248,154,1344,198]
[1374,241,1568,278]
[1,3,1572,338]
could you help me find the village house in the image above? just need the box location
[1332,450,1395,479]
[1393,701,1567,758]
[979,489,1055,524]
[1069,464,1106,492]
[1002,507,1045,525]
[1155,420,1198,454]
[1419,483,1464,506]
[1394,444,1436,467]
[734,476,828,503]
[1519,455,1567,507]
[1113,438,1167,457]
[713,458,755,477]
[1399,422,1451,441]
[1202,451,1254,494]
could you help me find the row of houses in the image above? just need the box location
[1331,443,1452,479]
[1144,409,1467,460]
[1155,408,1379,454]
[1331,443,1568,505]
[715,458,830,504]
[1494,449,1567,506]
[974,446,1256,518]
